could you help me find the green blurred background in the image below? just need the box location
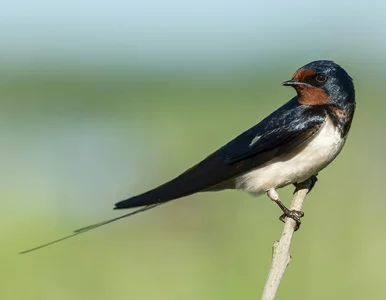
[1,1,386,299]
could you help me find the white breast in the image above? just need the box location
[235,115,346,195]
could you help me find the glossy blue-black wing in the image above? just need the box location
[116,100,326,209]
[222,106,325,164]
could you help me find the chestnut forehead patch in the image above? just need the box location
[292,68,316,82]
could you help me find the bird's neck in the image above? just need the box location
[325,102,355,138]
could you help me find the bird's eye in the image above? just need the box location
[315,74,327,83]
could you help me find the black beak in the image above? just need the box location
[282,80,299,86]
[282,80,309,87]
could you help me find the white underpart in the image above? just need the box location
[235,115,346,195]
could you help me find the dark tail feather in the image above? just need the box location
[19,203,163,254]
[115,176,207,209]
[115,153,232,209]
[115,192,167,209]
[74,203,161,233]
[115,190,193,209]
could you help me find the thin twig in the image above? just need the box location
[261,179,312,300]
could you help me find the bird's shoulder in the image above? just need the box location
[218,97,327,164]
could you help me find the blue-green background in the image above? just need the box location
[1,1,386,299]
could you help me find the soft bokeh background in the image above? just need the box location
[1,1,385,299]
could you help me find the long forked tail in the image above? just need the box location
[19,203,163,254]
[20,153,228,254]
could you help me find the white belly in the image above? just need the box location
[235,116,346,195]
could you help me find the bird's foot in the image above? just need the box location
[279,208,305,231]
[267,188,305,231]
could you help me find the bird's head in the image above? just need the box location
[282,60,355,106]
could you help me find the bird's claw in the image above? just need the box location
[279,209,305,231]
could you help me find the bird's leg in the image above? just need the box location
[294,174,318,193]
[267,188,304,231]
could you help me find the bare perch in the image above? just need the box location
[261,179,312,300]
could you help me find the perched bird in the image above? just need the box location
[21,60,355,253]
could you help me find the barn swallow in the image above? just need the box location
[21,60,355,253]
